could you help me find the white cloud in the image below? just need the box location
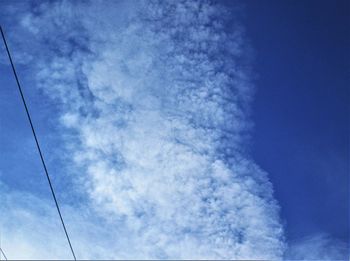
[0,182,143,260]
[1,0,286,259]
[286,234,349,260]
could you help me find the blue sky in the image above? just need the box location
[240,0,349,246]
[0,0,348,259]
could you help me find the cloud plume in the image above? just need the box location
[1,0,285,259]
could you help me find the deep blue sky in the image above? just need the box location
[0,52,69,198]
[232,0,349,243]
[0,0,348,257]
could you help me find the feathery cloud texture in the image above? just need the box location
[1,0,286,259]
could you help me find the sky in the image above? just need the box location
[243,0,349,245]
[0,0,348,260]
[242,0,350,253]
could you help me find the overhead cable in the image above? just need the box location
[0,25,77,260]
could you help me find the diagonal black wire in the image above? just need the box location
[0,247,8,260]
[0,26,77,260]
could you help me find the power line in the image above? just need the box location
[0,247,8,260]
[0,215,2,261]
[0,26,77,260]
[0,222,5,261]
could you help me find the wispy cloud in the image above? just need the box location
[0,181,133,259]
[1,0,285,259]
[286,233,349,260]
